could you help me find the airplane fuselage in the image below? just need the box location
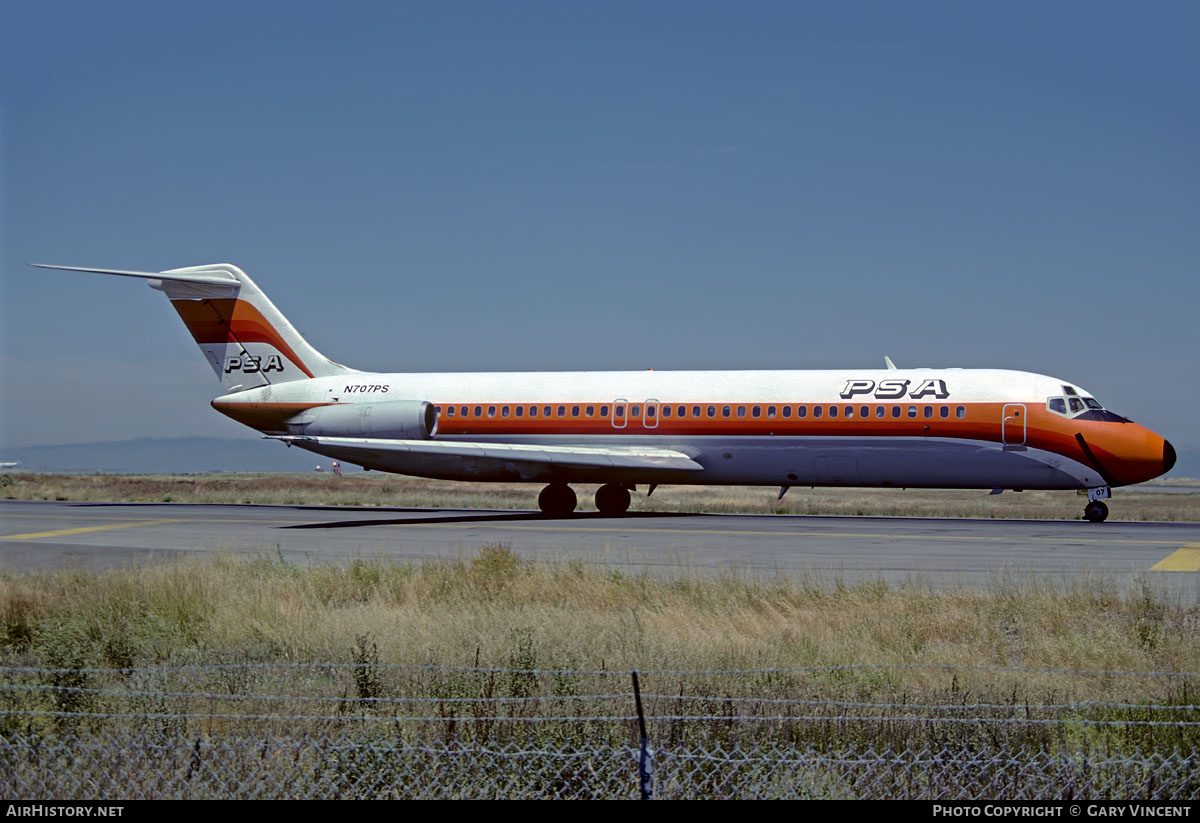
[212,367,1172,491]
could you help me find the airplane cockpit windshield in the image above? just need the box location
[1046,390,1130,423]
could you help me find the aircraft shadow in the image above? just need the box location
[283,510,702,530]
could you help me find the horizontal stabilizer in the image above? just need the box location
[271,435,705,475]
[30,263,240,287]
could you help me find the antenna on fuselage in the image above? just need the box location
[884,356,898,370]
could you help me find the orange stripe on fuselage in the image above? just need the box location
[172,299,314,378]
[428,399,1161,482]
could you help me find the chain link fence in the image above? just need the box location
[2,663,1197,799]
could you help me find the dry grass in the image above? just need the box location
[3,549,1196,698]
[4,471,1199,520]
[3,549,1196,757]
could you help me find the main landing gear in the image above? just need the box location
[536,483,632,516]
[537,483,577,516]
[594,483,631,515]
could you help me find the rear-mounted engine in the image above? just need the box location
[285,400,438,440]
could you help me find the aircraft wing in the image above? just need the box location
[272,435,705,478]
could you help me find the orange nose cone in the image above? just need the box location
[1087,425,1174,486]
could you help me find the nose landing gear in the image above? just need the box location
[1083,486,1111,523]
[1083,500,1109,523]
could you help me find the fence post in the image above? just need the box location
[632,669,654,799]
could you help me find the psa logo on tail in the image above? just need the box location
[225,354,286,374]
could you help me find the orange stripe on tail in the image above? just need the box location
[171,299,315,378]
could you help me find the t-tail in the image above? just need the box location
[31,263,353,392]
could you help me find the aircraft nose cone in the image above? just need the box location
[1164,439,1177,474]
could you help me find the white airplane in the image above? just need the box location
[33,263,1175,522]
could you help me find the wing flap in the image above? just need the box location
[272,435,704,473]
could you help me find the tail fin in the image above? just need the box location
[31,263,354,391]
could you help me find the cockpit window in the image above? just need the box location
[1046,394,1128,422]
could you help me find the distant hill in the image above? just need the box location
[1,437,335,474]
[2,436,1197,479]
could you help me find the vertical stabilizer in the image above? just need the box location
[31,263,354,392]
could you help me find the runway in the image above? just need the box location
[2,499,1199,594]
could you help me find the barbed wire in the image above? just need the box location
[4,662,1197,678]
[4,709,1196,727]
[2,682,1196,714]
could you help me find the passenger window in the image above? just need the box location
[446,406,455,418]
[557,405,566,417]
[600,405,609,416]
[767,406,776,418]
[782,406,791,418]
[707,406,716,418]
[923,406,932,418]
[737,405,746,418]
[488,406,496,418]
[829,406,838,419]
[861,405,870,418]
[892,406,901,418]
[529,406,537,418]
[797,406,807,418]
[722,405,731,418]
[956,406,965,418]
[691,405,701,418]
[544,406,552,417]
[677,405,686,417]
[940,406,949,418]
[461,406,468,417]
[752,405,761,418]
[502,406,510,418]
[572,405,580,417]
[662,406,671,418]
[813,406,822,419]
[646,406,655,418]
[475,406,483,417]
[844,406,854,418]
[907,406,917,418]
[586,405,595,417]
[615,406,624,418]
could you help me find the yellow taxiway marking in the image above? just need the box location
[1150,544,1200,572]
[3,519,185,541]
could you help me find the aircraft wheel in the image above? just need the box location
[595,483,631,515]
[1083,501,1109,523]
[538,483,577,516]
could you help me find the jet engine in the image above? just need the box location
[285,400,438,439]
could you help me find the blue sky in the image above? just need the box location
[2,1,1196,449]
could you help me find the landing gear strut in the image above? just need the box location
[595,483,631,515]
[537,483,577,516]
[1083,500,1109,523]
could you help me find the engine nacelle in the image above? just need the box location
[286,399,438,440]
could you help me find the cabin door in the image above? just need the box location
[1001,404,1027,449]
